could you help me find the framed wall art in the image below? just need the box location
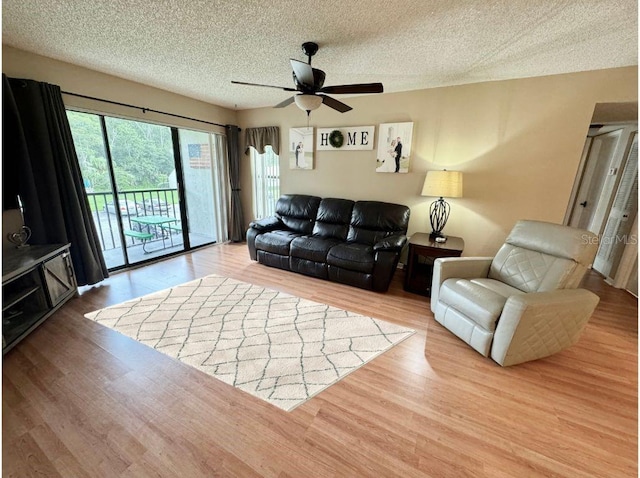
[376,122,414,173]
[289,127,314,169]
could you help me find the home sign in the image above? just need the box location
[316,126,375,151]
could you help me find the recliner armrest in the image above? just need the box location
[373,234,407,252]
[431,257,493,313]
[491,289,600,366]
[249,216,283,232]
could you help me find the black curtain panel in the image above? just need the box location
[2,77,25,210]
[226,124,245,242]
[3,75,108,285]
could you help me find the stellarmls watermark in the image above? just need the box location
[582,234,638,245]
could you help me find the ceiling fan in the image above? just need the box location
[231,42,383,115]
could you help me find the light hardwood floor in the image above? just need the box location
[3,243,638,477]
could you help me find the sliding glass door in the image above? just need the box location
[104,117,184,265]
[66,111,127,269]
[67,111,225,270]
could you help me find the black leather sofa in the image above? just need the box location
[247,194,410,292]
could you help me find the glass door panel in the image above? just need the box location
[104,117,185,264]
[178,129,220,247]
[67,111,126,269]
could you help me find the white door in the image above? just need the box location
[568,129,623,233]
[593,133,638,277]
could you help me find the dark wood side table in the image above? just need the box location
[403,233,464,296]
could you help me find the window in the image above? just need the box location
[250,145,280,219]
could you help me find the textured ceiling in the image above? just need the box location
[2,0,637,111]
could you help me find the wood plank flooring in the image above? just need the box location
[3,243,638,477]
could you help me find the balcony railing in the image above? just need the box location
[86,188,180,251]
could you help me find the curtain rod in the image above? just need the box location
[61,90,237,130]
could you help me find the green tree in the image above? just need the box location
[67,111,112,192]
[106,117,174,190]
[67,111,176,193]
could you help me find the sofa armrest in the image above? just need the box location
[247,216,284,261]
[491,289,600,366]
[373,234,407,252]
[249,216,282,232]
[431,257,493,313]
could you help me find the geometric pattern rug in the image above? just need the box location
[84,274,415,411]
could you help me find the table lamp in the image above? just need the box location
[421,170,463,240]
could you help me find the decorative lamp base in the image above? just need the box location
[429,197,450,239]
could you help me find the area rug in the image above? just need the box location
[84,274,414,411]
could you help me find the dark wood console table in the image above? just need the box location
[403,233,464,296]
[3,244,77,354]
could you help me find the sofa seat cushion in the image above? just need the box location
[439,278,523,331]
[255,230,302,255]
[327,243,375,274]
[290,236,341,262]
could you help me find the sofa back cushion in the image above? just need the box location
[275,194,321,234]
[347,201,410,245]
[489,220,598,292]
[312,198,355,240]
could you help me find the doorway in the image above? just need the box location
[566,109,638,291]
[567,128,626,231]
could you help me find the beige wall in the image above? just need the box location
[3,45,636,256]
[238,67,637,255]
[2,45,237,133]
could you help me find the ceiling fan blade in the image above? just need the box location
[290,59,315,89]
[274,96,295,108]
[319,83,384,94]
[319,95,352,113]
[231,80,296,92]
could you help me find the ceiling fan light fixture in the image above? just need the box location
[294,94,322,112]
[231,43,382,114]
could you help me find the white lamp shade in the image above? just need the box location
[421,170,463,198]
[294,94,323,111]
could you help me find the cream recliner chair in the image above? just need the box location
[430,220,600,366]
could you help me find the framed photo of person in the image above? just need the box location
[376,122,414,173]
[289,127,314,169]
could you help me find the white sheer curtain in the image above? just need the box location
[250,145,280,219]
